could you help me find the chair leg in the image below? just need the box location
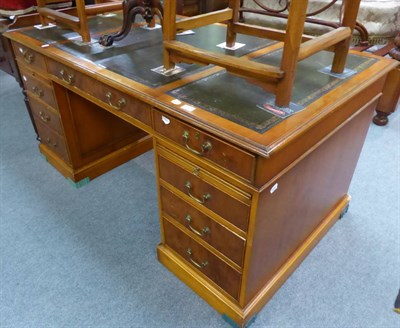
[275,0,308,108]
[36,0,49,26]
[226,0,240,47]
[75,0,91,42]
[331,0,361,73]
[163,0,177,69]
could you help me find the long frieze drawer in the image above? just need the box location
[12,42,47,75]
[46,60,152,126]
[36,120,70,162]
[160,186,246,267]
[20,68,57,109]
[28,95,62,134]
[153,110,255,181]
[158,155,251,232]
[163,219,242,300]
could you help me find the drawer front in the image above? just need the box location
[28,95,62,134]
[20,68,57,109]
[12,42,47,75]
[160,186,246,266]
[163,219,242,300]
[158,155,250,232]
[46,60,152,127]
[36,120,69,162]
[153,110,255,181]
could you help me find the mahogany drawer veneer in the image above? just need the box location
[28,95,63,134]
[157,150,252,233]
[160,186,246,267]
[35,119,70,161]
[46,59,152,129]
[153,110,256,182]
[19,66,58,109]
[16,57,70,163]
[163,218,242,300]
[12,42,47,76]
[156,142,252,303]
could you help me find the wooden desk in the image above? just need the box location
[4,15,398,328]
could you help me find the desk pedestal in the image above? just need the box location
[155,94,376,327]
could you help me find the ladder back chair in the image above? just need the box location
[162,0,362,108]
[36,0,123,42]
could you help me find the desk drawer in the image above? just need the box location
[163,218,242,300]
[160,186,246,266]
[158,153,251,232]
[46,60,152,126]
[20,68,57,109]
[12,42,47,75]
[36,120,69,162]
[28,95,62,134]
[153,110,255,181]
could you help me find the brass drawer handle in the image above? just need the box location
[185,214,210,237]
[185,181,211,204]
[182,130,212,156]
[22,50,34,64]
[59,69,75,85]
[186,248,208,269]
[106,92,126,110]
[39,111,50,122]
[32,86,44,98]
[45,137,57,148]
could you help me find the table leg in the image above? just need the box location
[373,67,400,126]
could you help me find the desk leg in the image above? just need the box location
[373,67,400,126]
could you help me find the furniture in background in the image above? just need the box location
[178,0,229,16]
[389,33,400,61]
[370,32,400,126]
[240,0,400,46]
[4,10,398,327]
[0,0,72,17]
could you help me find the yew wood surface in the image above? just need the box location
[253,77,387,187]
[5,23,398,166]
[242,98,378,304]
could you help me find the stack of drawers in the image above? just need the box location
[153,109,256,302]
[13,42,70,162]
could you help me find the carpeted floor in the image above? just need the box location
[1,69,399,328]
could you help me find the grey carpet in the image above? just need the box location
[1,69,399,328]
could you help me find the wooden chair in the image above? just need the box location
[36,0,123,42]
[162,0,362,108]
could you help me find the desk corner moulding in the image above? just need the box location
[1,1,400,327]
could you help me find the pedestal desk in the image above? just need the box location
[4,14,398,327]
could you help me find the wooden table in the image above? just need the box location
[4,14,398,328]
